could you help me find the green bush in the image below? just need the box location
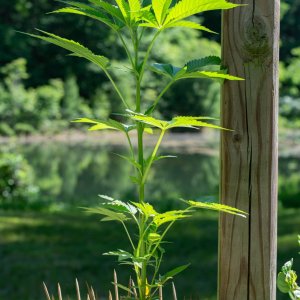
[279,174,300,208]
[0,122,15,137]
[15,123,36,135]
[0,152,39,208]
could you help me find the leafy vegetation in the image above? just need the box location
[22,0,248,298]
[0,151,39,208]
[277,235,300,299]
[2,0,300,135]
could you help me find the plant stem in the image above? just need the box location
[125,132,135,161]
[150,250,164,290]
[139,30,161,83]
[117,31,135,70]
[141,129,165,186]
[131,26,148,300]
[146,80,174,115]
[121,221,135,251]
[103,70,130,109]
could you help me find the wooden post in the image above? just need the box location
[218,0,280,299]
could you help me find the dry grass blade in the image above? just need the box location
[87,295,90,300]
[43,282,52,300]
[130,279,137,298]
[113,270,119,300]
[108,290,113,300]
[86,284,95,300]
[172,282,177,300]
[159,285,163,300]
[128,277,132,297]
[75,278,82,300]
[90,286,96,300]
[58,283,63,300]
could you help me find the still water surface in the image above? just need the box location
[8,139,299,209]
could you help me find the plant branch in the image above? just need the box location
[117,31,135,71]
[150,249,164,290]
[141,129,165,186]
[121,221,135,251]
[103,69,130,109]
[125,132,135,160]
[146,80,174,115]
[139,30,161,83]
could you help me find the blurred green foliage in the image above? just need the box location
[0,0,299,133]
[0,151,39,207]
[0,58,67,135]
[279,157,300,208]
[279,1,300,128]
[280,47,300,128]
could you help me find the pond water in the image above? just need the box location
[7,140,221,208]
[3,138,299,209]
[1,138,299,299]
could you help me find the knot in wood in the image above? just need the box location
[242,16,270,62]
[233,133,242,144]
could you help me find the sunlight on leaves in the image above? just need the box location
[186,200,247,218]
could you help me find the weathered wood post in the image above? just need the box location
[218,0,280,299]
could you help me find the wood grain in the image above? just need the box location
[218,0,280,299]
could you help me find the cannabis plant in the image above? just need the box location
[26,0,246,299]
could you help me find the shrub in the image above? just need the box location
[0,152,39,208]
[15,123,36,135]
[0,122,15,137]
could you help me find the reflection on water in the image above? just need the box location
[7,142,220,208]
[3,141,298,208]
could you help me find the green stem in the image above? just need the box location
[125,132,135,160]
[139,30,161,82]
[146,80,174,115]
[141,129,165,186]
[103,70,129,109]
[138,27,145,44]
[130,26,147,300]
[150,250,164,290]
[121,221,135,251]
[117,31,135,70]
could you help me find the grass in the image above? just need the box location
[0,208,299,300]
